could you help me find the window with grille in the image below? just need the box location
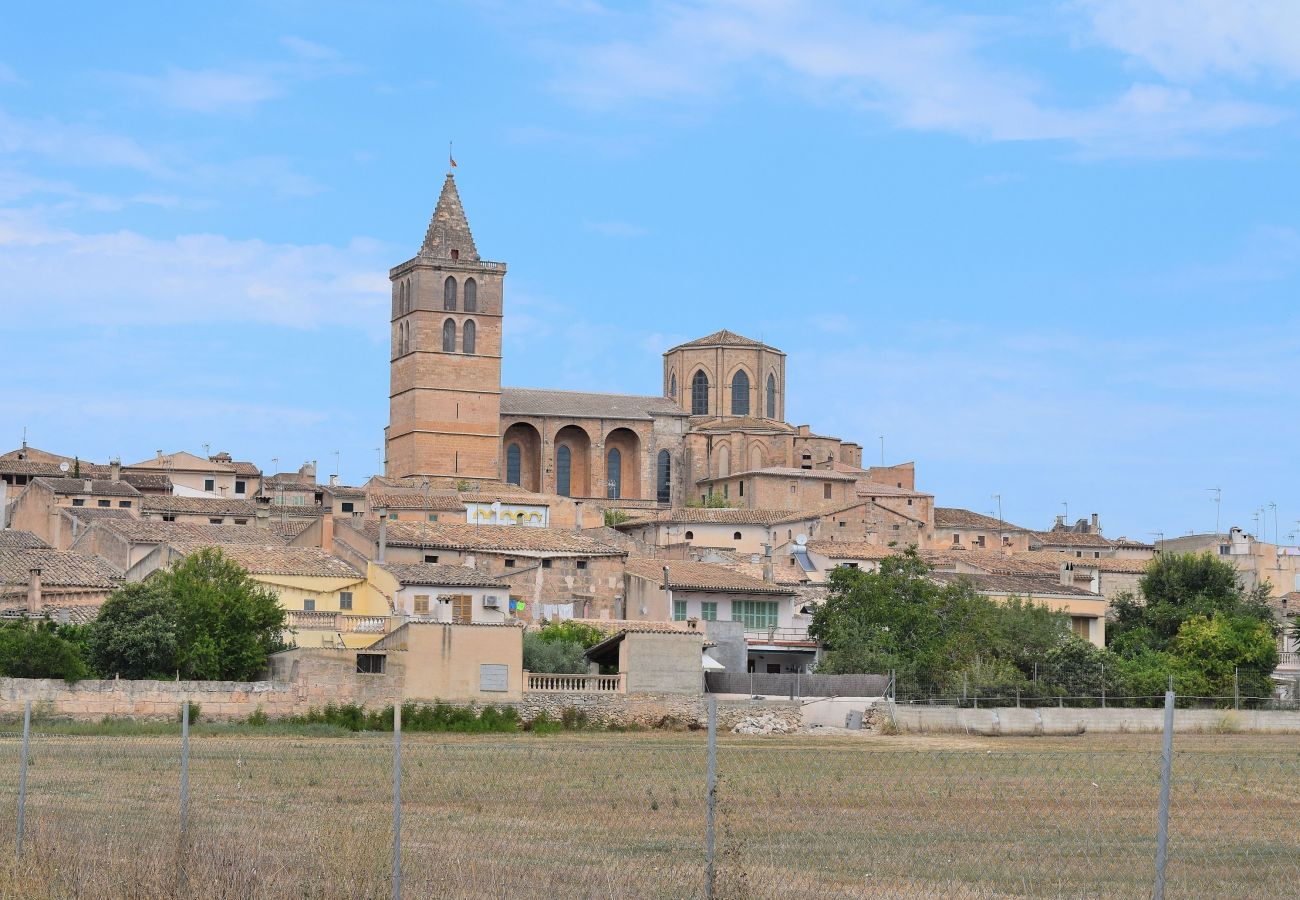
[556,445,572,496]
[442,318,456,352]
[701,602,718,621]
[464,277,477,312]
[443,276,457,310]
[607,447,621,498]
[506,444,521,485]
[462,319,476,354]
[672,599,687,621]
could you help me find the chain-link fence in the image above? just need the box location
[0,695,1296,898]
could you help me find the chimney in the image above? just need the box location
[301,461,317,482]
[1090,513,1100,532]
[321,514,335,553]
[110,458,121,482]
[26,567,42,616]
[574,501,584,531]
[763,543,774,583]
[329,473,339,487]
[156,450,164,462]
[661,564,672,619]
[255,504,270,530]
[1054,514,1065,528]
[1060,562,1071,588]
[377,508,388,562]
[83,478,92,492]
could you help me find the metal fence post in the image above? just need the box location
[705,694,717,900]
[16,700,30,855]
[1233,668,1240,711]
[1154,679,1175,900]
[178,697,190,894]
[392,702,402,900]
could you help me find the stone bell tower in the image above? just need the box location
[385,173,506,482]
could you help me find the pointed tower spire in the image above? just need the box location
[421,173,479,261]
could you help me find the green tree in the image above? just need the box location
[165,548,288,681]
[1169,613,1278,700]
[1109,552,1272,655]
[0,620,89,682]
[89,581,177,679]
[523,632,590,674]
[1041,638,1117,702]
[536,620,608,648]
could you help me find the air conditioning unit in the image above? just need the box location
[482,596,502,609]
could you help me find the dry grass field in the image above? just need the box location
[0,729,1294,898]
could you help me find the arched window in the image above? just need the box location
[669,372,677,399]
[656,450,671,504]
[399,321,408,356]
[442,318,456,352]
[766,373,777,419]
[403,279,411,314]
[462,319,476,355]
[733,531,742,541]
[684,531,694,540]
[464,278,477,312]
[731,370,750,416]
[556,445,572,497]
[691,370,709,415]
[443,276,457,311]
[606,448,622,499]
[506,443,521,486]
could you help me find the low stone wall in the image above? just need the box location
[885,703,1300,735]
[0,671,804,731]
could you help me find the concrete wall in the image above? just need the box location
[622,631,704,694]
[369,622,524,703]
[703,619,746,672]
[886,703,1300,735]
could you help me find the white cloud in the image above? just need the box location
[1079,0,1300,82]
[117,67,284,113]
[545,0,1284,157]
[0,109,168,174]
[0,210,390,330]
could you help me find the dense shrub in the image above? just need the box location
[0,620,89,683]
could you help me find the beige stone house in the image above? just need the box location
[328,519,627,621]
[125,450,260,498]
[614,507,824,557]
[139,495,261,526]
[0,531,123,619]
[6,477,142,548]
[929,507,1033,552]
[370,561,512,624]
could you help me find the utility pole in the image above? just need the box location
[1270,502,1278,548]
[1207,487,1221,535]
[992,494,1005,556]
[878,435,885,467]
[333,449,341,479]
[1061,500,1069,525]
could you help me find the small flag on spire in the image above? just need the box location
[449,140,457,169]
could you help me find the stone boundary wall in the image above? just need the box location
[884,703,1300,735]
[0,672,803,731]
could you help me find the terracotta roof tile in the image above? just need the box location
[142,496,260,516]
[1031,530,1116,549]
[699,466,858,483]
[0,531,49,550]
[501,387,686,420]
[668,329,783,352]
[379,563,505,588]
[371,491,466,511]
[624,557,794,594]
[0,548,123,588]
[37,477,140,498]
[805,541,898,561]
[929,571,1101,598]
[354,521,625,556]
[168,544,360,578]
[934,508,1027,531]
[618,507,819,528]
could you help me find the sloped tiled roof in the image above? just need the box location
[690,417,795,434]
[0,604,103,625]
[459,488,552,506]
[120,472,173,492]
[699,467,858,483]
[266,519,316,541]
[65,507,137,523]
[929,571,1101,598]
[0,548,122,588]
[856,481,931,498]
[501,387,686,420]
[668,329,783,352]
[0,531,50,550]
[142,496,260,516]
[624,557,794,594]
[806,541,899,561]
[371,491,466,512]
[1031,530,1116,549]
[379,563,505,588]
[167,544,361,579]
[0,459,66,476]
[618,507,820,528]
[934,508,1026,531]
[37,477,140,498]
[95,520,285,546]
[920,549,1063,575]
[353,521,625,556]
[1064,556,1152,574]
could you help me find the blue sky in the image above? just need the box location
[3,1,1300,542]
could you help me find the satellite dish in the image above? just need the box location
[58,462,69,473]
[795,534,807,546]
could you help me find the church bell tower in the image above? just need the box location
[385,173,506,482]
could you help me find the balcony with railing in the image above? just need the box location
[1278,651,1300,671]
[285,611,391,634]
[744,625,816,647]
[525,672,625,693]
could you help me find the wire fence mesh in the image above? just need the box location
[0,699,1296,898]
